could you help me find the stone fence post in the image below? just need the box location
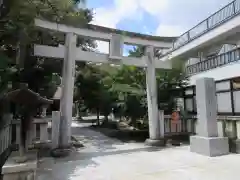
[159,110,165,137]
[51,111,60,149]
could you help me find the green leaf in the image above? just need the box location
[0,53,11,69]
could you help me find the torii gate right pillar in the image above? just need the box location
[145,46,165,146]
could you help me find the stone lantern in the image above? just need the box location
[5,83,53,162]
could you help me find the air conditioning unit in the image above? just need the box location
[109,34,123,61]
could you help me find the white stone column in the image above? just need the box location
[217,121,225,137]
[145,46,165,146]
[165,118,170,133]
[40,123,48,142]
[110,108,115,121]
[41,107,47,118]
[234,120,240,153]
[236,121,240,139]
[32,124,36,140]
[16,121,21,146]
[0,130,3,154]
[159,110,165,137]
[26,122,36,149]
[60,32,77,148]
[190,77,229,156]
[25,129,32,150]
[52,111,60,149]
[225,121,236,138]
[187,119,192,133]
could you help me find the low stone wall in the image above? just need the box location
[1,151,37,180]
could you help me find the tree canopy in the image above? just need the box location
[1,1,188,129]
[0,0,93,97]
[74,46,188,127]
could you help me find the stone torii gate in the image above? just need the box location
[33,19,175,148]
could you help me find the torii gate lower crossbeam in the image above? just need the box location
[34,19,173,148]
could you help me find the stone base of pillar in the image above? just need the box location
[2,151,37,180]
[50,148,72,158]
[190,136,229,157]
[145,138,166,146]
[231,139,240,153]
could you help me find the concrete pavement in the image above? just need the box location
[37,121,240,180]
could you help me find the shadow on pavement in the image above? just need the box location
[37,122,186,180]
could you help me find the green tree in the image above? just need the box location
[108,65,146,126]
[0,0,93,98]
[75,63,119,125]
[107,46,188,127]
[75,65,102,125]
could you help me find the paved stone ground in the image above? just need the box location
[37,121,240,180]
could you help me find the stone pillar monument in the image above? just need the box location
[144,46,165,146]
[190,77,229,156]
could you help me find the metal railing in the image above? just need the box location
[173,0,240,50]
[185,47,240,76]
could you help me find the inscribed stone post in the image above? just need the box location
[190,77,229,156]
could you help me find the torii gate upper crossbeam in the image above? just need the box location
[34,19,175,48]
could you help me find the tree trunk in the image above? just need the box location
[103,115,109,125]
[16,30,27,69]
[96,108,100,126]
[105,115,109,122]
[75,102,80,118]
[16,31,27,158]
[131,118,137,129]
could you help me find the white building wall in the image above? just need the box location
[189,61,240,85]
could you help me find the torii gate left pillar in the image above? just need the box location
[60,33,77,147]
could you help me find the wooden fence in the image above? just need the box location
[164,114,240,142]
[164,115,197,136]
